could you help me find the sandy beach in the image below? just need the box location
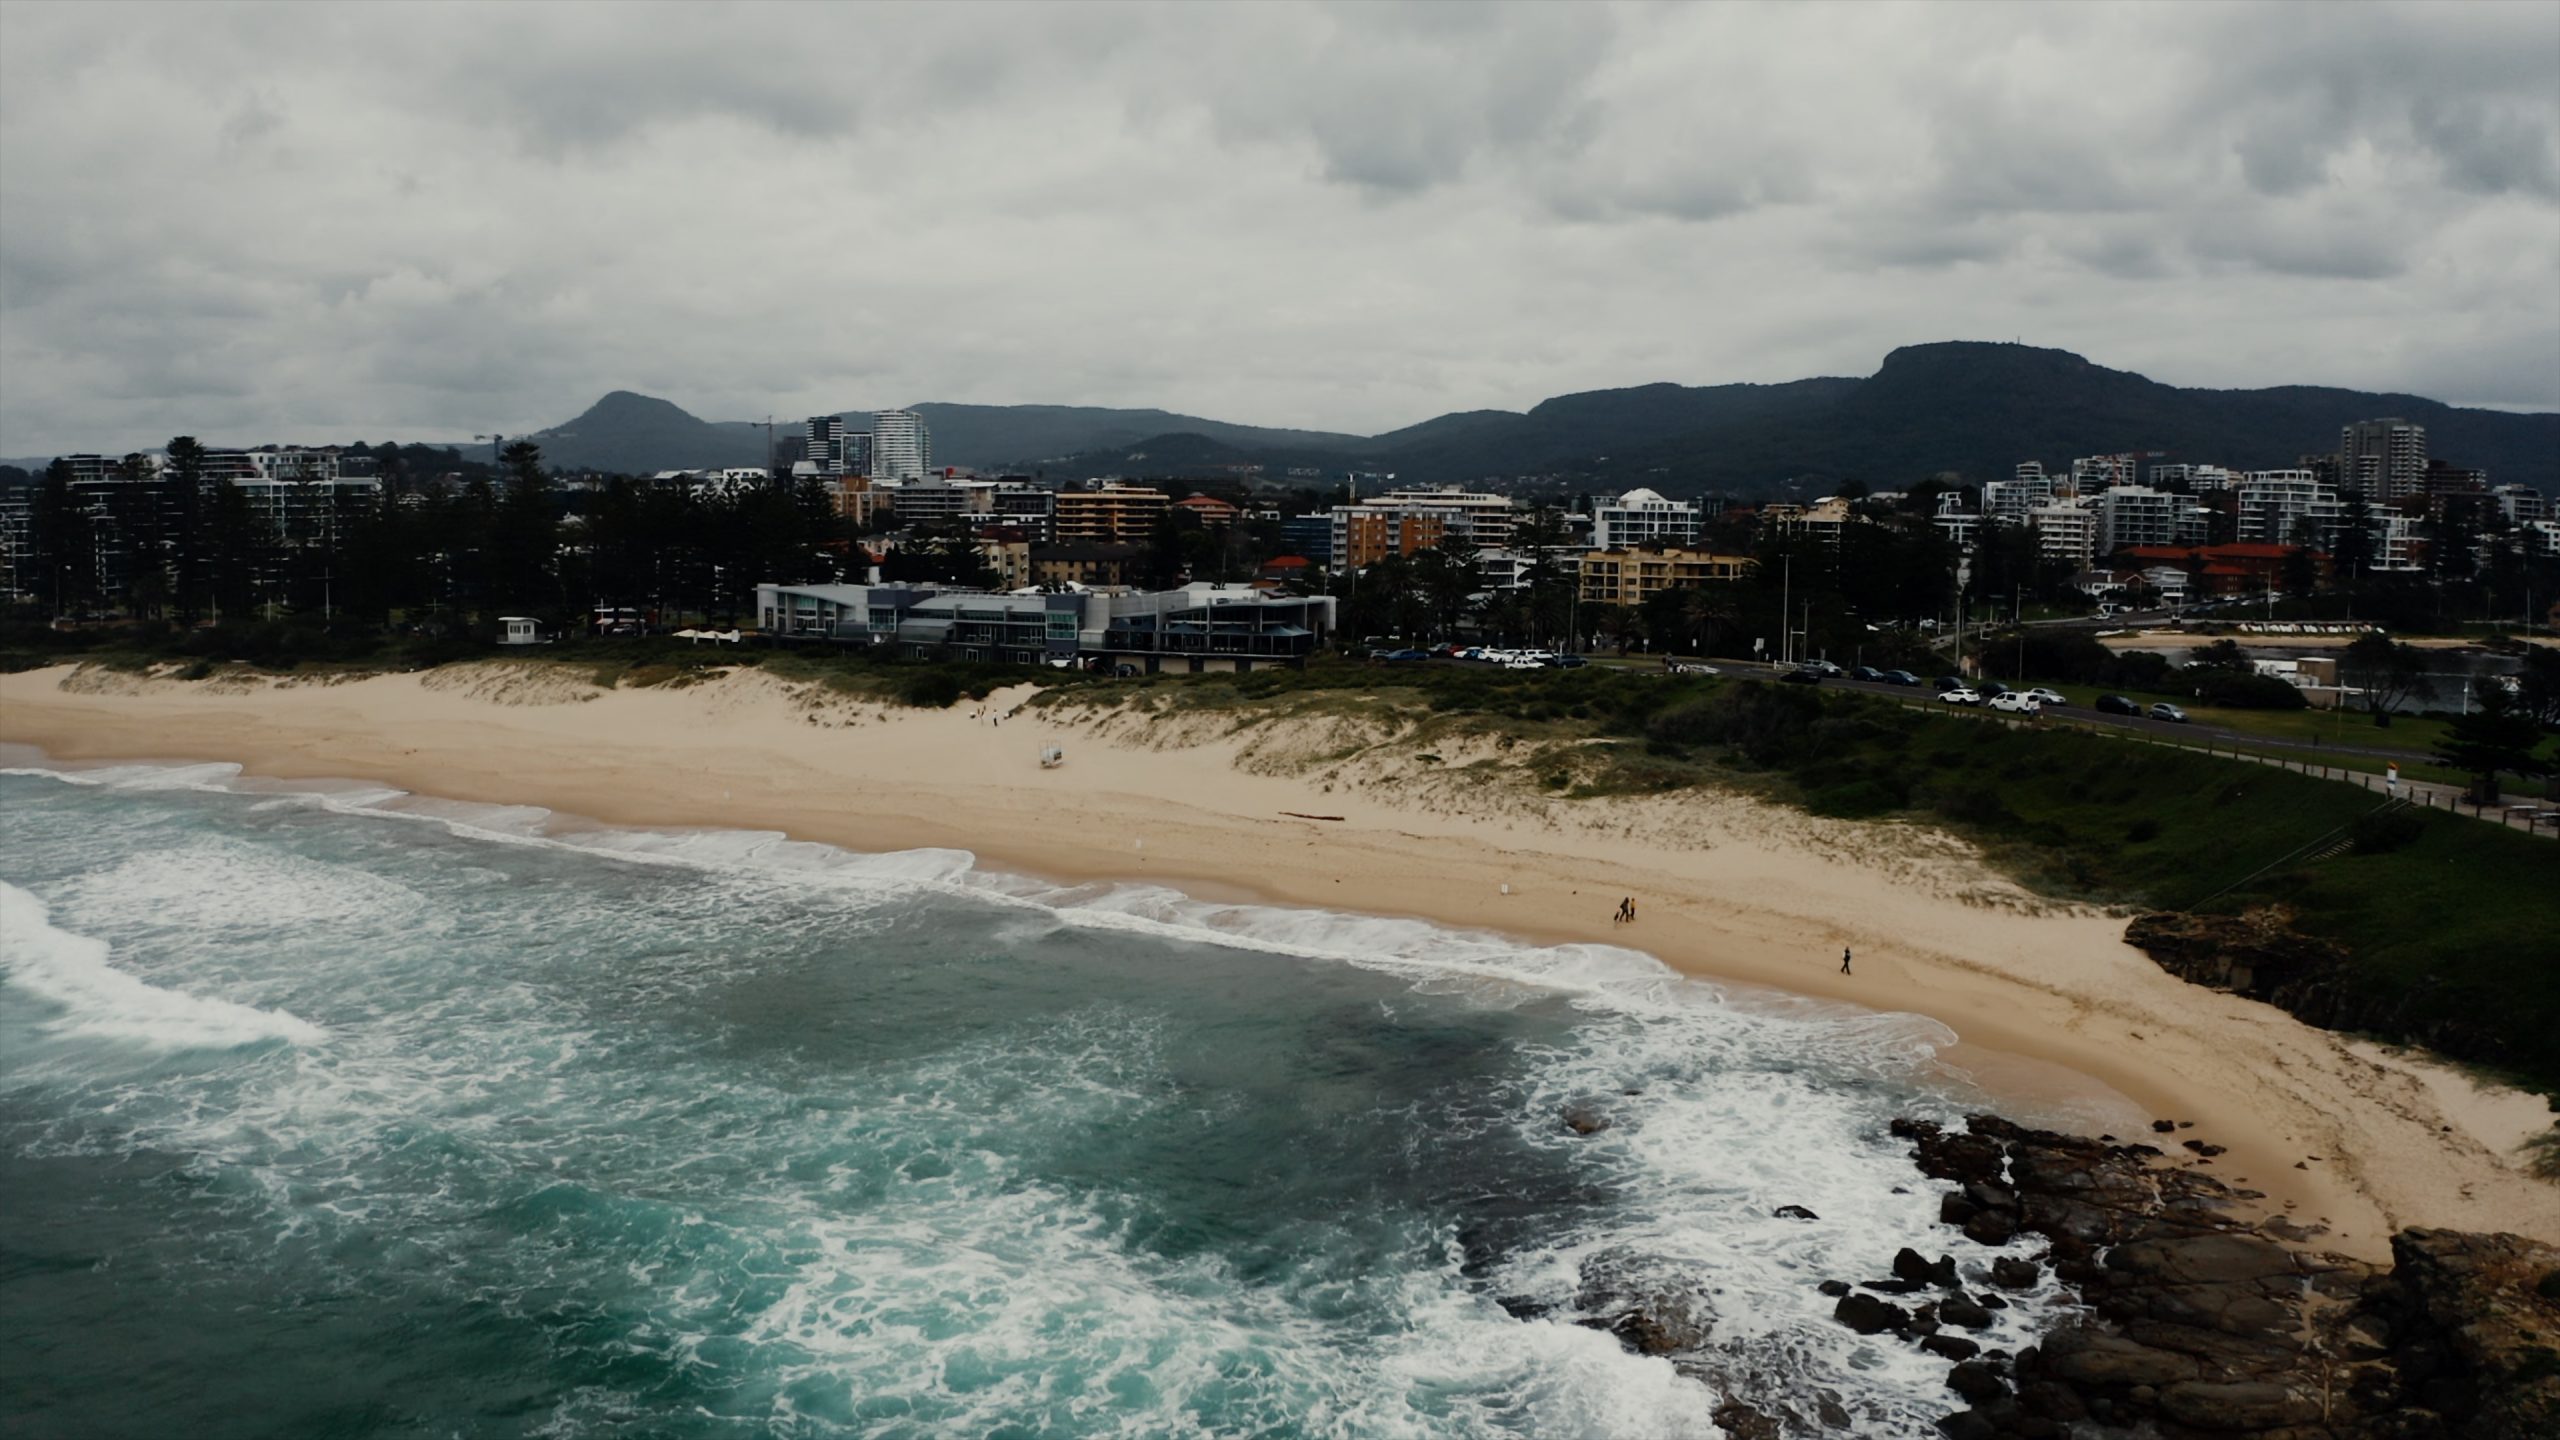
[4,659,2552,1260]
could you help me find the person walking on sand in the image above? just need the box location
[1840,947,1852,976]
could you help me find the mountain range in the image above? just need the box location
[19,343,2531,500]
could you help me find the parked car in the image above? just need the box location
[2095,693,2141,716]
[1851,665,1884,682]
[1779,666,1825,684]
[2148,702,2189,723]
[1935,675,1966,692]
[1381,648,1433,662]
[2021,687,2067,706]
[1937,687,1982,705]
[1882,670,1922,687]
[1976,680,2012,699]
[1988,692,2042,715]
[1544,654,1589,668]
[1801,659,1845,677]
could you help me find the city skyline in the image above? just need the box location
[3,2,2556,458]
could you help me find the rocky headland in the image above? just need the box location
[1891,1114,2559,1438]
[1575,1111,2558,1438]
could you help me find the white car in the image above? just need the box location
[1937,688,1981,706]
[1988,692,2042,715]
[2020,688,2066,706]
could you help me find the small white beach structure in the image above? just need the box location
[1040,745,1066,769]
[497,616,544,646]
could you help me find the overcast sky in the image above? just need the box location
[3,0,2556,457]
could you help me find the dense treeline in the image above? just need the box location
[12,439,851,632]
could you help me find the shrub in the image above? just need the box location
[2350,806,2426,855]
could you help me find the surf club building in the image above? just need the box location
[754,580,1336,673]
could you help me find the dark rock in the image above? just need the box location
[1940,1297,1995,1331]
[1561,1104,1610,1136]
[1933,1415,1993,1440]
[1605,1305,1709,1356]
[1817,1279,1849,1297]
[1965,1181,2015,1210]
[1947,1360,2008,1404]
[1833,1293,1909,1335]
[2016,1381,2087,1423]
[1990,1258,2041,1291]
[1815,1393,1850,1428]
[1961,1210,2016,1247]
[2181,1138,2227,1157]
[2104,1233,2296,1286]
[1861,1279,1923,1295]
[1772,1204,1818,1221]
[2151,1119,2178,1132]
[1976,1294,2008,1310]
[1574,1248,1713,1357]
[1708,1401,1782,1440]
[1921,1333,1980,1362]
[2041,1329,2197,1387]
[1893,1247,1937,1285]
[1939,1192,1979,1226]
[2156,1379,2321,1429]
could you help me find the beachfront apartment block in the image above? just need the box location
[755,580,1335,673]
[1589,488,1703,549]
[1055,483,1171,544]
[1326,487,1519,572]
[1575,547,1753,608]
[2236,471,2344,547]
[2027,499,2099,566]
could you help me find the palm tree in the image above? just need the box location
[1681,584,1736,658]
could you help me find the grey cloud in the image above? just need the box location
[0,0,2552,458]
[2412,97,2560,198]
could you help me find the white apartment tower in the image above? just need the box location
[871,409,932,484]
[2093,486,2189,553]
[1590,487,1703,549]
[2237,470,2344,547]
[2339,418,2426,501]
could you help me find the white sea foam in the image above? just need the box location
[56,840,446,941]
[0,747,2077,1433]
[0,881,325,1050]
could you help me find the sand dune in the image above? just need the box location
[4,660,2551,1258]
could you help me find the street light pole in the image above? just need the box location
[1780,553,1791,666]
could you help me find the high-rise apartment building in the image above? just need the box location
[2093,486,2198,554]
[2027,498,2098,566]
[2236,470,2343,546]
[1056,483,1171,543]
[807,416,848,476]
[1982,472,2056,522]
[1589,487,1702,549]
[2340,418,2426,501]
[870,409,932,483]
[2069,454,2138,495]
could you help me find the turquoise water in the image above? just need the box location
[0,757,2062,1438]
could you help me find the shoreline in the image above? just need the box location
[4,660,2552,1260]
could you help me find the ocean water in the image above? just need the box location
[1,754,2075,1439]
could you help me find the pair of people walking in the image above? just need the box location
[1613,896,1637,925]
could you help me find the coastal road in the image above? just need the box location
[1685,660,2443,763]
